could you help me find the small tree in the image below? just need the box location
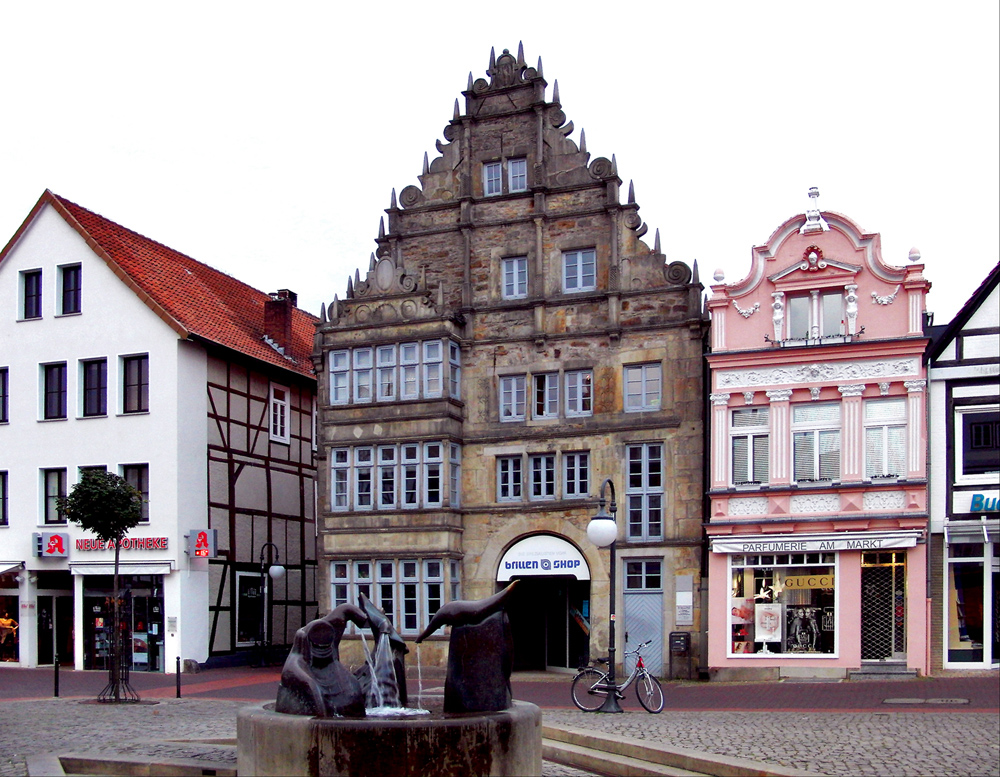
[59,471,143,702]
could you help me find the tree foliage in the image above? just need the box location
[58,470,142,543]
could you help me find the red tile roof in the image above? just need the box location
[5,191,317,379]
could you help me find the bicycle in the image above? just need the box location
[571,639,665,713]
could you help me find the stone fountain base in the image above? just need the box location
[237,701,542,777]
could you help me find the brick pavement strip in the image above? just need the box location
[2,698,997,777]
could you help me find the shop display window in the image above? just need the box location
[728,553,837,656]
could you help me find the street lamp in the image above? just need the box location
[587,478,623,713]
[257,542,285,664]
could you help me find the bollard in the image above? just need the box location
[176,656,181,698]
[53,657,59,698]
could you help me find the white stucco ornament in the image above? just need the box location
[908,247,921,263]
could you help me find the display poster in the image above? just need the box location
[755,603,782,643]
[731,598,755,624]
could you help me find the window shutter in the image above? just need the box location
[887,426,906,476]
[753,434,770,483]
[793,432,814,481]
[818,430,840,480]
[732,437,749,483]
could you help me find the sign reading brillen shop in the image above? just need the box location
[496,534,590,581]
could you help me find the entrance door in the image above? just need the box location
[623,559,664,676]
[506,577,590,671]
[861,551,907,660]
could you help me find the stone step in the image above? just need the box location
[542,724,823,777]
[849,663,918,681]
[543,738,706,777]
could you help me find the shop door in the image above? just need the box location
[506,577,590,671]
[861,552,906,661]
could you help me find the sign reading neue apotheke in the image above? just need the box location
[75,537,169,550]
[711,530,921,555]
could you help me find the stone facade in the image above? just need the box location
[313,46,706,675]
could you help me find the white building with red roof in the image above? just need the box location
[0,191,317,672]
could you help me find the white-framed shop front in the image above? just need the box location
[708,530,927,675]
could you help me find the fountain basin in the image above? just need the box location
[237,701,542,777]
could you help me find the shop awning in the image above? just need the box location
[69,561,173,576]
[710,529,923,554]
[497,534,590,581]
[0,562,24,578]
[945,519,999,544]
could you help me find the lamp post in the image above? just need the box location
[257,542,285,665]
[587,478,623,713]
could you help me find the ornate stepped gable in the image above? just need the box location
[320,44,696,330]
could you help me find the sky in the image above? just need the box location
[1,2,997,325]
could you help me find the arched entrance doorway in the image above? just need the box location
[497,534,590,672]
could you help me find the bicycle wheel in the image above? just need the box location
[571,667,608,712]
[636,672,664,713]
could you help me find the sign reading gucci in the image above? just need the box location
[783,574,835,589]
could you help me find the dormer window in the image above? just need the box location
[787,290,844,340]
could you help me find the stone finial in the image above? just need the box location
[378,218,386,239]
[692,260,700,284]
[800,186,830,234]
[908,247,921,263]
[489,47,496,71]
[347,275,355,299]
[467,71,473,90]
[369,253,376,271]
[579,127,586,154]
[628,181,635,204]
[516,41,525,67]
[552,79,560,104]
[537,57,543,78]
[654,228,661,254]
[611,155,618,175]
[714,269,725,282]
[390,189,397,209]
[423,152,429,176]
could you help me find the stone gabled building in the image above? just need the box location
[313,46,707,674]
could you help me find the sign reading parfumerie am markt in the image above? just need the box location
[711,530,921,554]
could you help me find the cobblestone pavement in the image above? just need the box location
[2,696,996,777]
[543,708,1000,777]
[0,697,596,777]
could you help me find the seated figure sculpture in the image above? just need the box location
[415,582,518,714]
[275,603,369,717]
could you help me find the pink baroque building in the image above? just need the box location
[704,189,932,680]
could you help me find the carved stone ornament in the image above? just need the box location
[589,157,615,179]
[800,246,827,272]
[743,392,755,405]
[710,393,731,406]
[664,261,692,286]
[845,284,858,335]
[474,47,538,93]
[766,389,793,403]
[879,382,891,395]
[733,300,760,319]
[728,497,768,516]
[790,494,840,513]
[771,292,785,341]
[354,256,419,298]
[717,358,919,390]
[810,387,822,401]
[872,285,901,305]
[904,380,927,393]
[838,384,866,397]
[863,491,906,511]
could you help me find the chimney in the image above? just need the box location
[264,289,297,350]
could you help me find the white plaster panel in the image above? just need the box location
[728,497,768,516]
[716,357,919,390]
[863,491,906,511]
[790,493,840,513]
[964,334,1000,359]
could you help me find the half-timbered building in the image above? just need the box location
[0,191,317,671]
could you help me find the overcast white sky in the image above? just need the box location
[2,2,997,325]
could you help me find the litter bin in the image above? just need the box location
[669,631,692,680]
